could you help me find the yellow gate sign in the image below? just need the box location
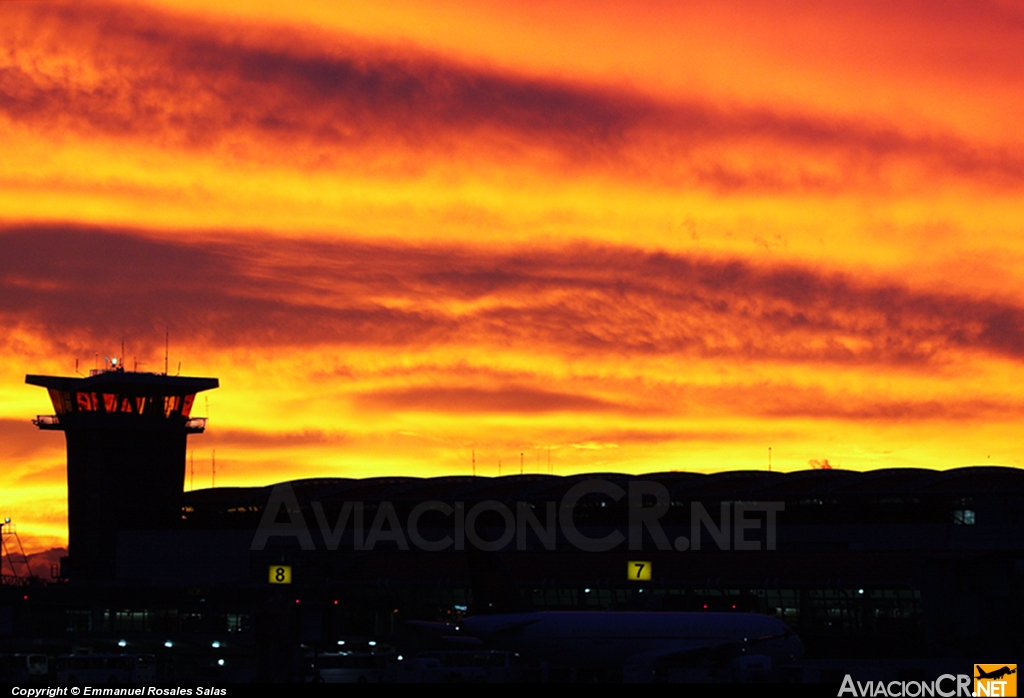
[628,560,652,581]
[269,565,292,584]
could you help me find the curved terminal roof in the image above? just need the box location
[183,466,1024,512]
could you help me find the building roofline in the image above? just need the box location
[26,371,219,394]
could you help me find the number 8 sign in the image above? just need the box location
[269,565,292,584]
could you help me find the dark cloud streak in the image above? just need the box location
[353,386,643,415]
[1,2,1022,190]
[3,224,1024,369]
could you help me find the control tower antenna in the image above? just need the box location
[165,329,169,375]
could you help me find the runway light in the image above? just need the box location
[164,641,173,648]
[118,640,127,648]
[217,659,225,666]
[368,641,377,647]
[584,588,591,593]
[211,641,221,649]
[397,655,403,661]
[337,640,345,646]
[858,589,864,595]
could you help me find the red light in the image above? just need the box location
[731,604,736,609]
[333,600,339,605]
[702,604,707,609]
[294,599,300,604]
[23,595,28,600]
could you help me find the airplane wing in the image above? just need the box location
[625,627,796,670]
[403,620,485,645]
[474,617,544,635]
[405,620,459,633]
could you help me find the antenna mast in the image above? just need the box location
[1,519,35,582]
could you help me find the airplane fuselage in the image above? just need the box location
[460,611,803,670]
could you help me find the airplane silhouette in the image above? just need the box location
[408,545,804,679]
[459,609,804,675]
[976,666,1017,680]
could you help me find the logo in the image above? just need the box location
[250,480,785,553]
[839,674,972,697]
[975,665,1017,697]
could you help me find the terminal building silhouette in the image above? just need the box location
[4,365,1023,681]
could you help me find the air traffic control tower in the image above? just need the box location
[27,365,218,582]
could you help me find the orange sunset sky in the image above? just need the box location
[2,0,1024,553]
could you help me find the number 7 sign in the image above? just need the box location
[628,560,652,581]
